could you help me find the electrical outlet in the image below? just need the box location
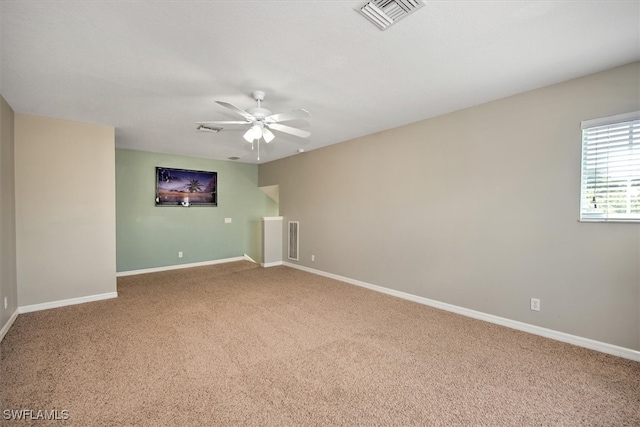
[3,296,7,310]
[178,251,183,258]
[311,254,315,262]
[530,298,541,311]
[225,218,232,224]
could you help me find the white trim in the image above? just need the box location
[261,216,283,221]
[116,255,252,277]
[581,110,640,129]
[0,309,19,343]
[261,261,283,268]
[283,262,640,362]
[18,292,118,314]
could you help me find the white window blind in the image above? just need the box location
[580,111,640,222]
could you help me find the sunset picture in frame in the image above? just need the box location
[155,167,217,207]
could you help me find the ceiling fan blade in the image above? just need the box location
[267,123,311,139]
[196,120,250,125]
[265,109,311,123]
[215,101,256,122]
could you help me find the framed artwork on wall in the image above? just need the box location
[155,167,217,207]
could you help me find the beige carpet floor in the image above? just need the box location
[1,261,639,426]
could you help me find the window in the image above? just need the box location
[580,111,640,222]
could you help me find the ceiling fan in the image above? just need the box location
[197,90,310,160]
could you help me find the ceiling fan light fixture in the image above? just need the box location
[243,127,254,143]
[253,124,264,139]
[243,124,262,142]
[263,128,275,143]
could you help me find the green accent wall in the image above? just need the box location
[116,149,277,272]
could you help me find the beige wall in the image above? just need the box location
[15,114,116,306]
[0,95,17,330]
[260,62,640,351]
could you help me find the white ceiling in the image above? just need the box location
[2,1,639,164]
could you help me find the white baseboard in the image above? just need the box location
[0,309,19,343]
[283,262,640,362]
[18,292,118,314]
[116,255,254,277]
[261,261,283,268]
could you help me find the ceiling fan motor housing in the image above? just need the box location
[247,107,272,120]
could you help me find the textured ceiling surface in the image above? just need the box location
[1,1,639,164]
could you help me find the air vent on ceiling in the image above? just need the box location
[197,124,222,133]
[357,0,424,31]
